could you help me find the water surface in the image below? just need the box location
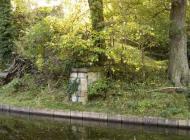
[0,112,189,140]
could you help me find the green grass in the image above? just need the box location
[0,76,189,119]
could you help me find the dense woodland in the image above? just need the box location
[0,0,189,118]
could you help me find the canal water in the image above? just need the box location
[0,112,189,140]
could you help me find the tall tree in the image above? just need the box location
[88,0,104,31]
[168,0,189,86]
[88,0,106,64]
[0,0,14,64]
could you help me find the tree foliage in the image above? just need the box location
[0,0,188,85]
[0,0,14,64]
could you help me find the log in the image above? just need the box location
[0,55,36,85]
[146,87,189,94]
[0,72,8,79]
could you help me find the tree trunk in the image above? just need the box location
[88,0,104,32]
[168,0,189,86]
[88,0,106,65]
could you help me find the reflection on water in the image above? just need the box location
[0,112,189,140]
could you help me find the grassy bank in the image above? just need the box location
[0,74,189,120]
[0,45,189,120]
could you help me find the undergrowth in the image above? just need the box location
[0,74,189,119]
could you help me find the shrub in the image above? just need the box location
[88,79,110,100]
[17,16,105,77]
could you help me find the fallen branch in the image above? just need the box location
[0,55,36,85]
[146,87,189,94]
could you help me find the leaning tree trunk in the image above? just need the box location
[168,0,189,86]
[88,0,106,65]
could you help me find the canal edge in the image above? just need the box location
[0,104,189,129]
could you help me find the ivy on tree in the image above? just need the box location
[88,0,106,65]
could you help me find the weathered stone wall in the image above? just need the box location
[88,72,102,85]
[69,68,103,104]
